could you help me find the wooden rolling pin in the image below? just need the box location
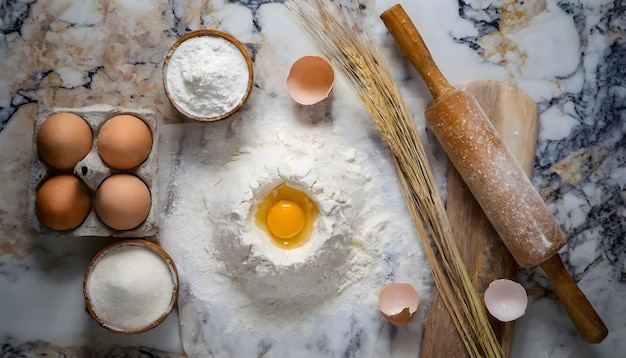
[420,80,535,357]
[380,4,608,344]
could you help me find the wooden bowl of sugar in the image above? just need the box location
[83,239,179,334]
[162,29,254,122]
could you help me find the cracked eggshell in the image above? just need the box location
[378,282,419,326]
[484,278,528,322]
[286,56,334,105]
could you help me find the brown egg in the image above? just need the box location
[35,174,92,230]
[286,56,334,105]
[97,115,152,170]
[378,283,420,326]
[95,174,151,230]
[37,112,93,170]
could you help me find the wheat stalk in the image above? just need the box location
[286,1,504,356]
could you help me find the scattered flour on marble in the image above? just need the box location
[165,35,249,119]
[158,94,432,356]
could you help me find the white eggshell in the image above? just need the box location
[378,282,419,326]
[484,279,528,322]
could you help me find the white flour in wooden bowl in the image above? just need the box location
[158,93,436,357]
[165,35,250,119]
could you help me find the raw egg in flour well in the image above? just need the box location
[254,183,319,249]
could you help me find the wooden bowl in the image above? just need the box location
[83,239,179,334]
[162,29,254,122]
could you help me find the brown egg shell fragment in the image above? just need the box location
[378,282,420,326]
[286,56,334,105]
[381,306,415,327]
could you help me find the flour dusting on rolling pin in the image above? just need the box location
[425,92,564,267]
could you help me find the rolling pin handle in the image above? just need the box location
[380,4,454,100]
[539,254,608,343]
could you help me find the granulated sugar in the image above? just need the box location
[158,94,434,356]
[86,245,175,332]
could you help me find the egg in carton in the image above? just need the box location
[28,105,159,237]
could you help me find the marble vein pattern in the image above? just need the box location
[0,0,624,357]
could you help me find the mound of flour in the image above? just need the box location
[158,93,433,357]
[166,35,250,119]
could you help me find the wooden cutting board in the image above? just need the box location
[420,79,538,357]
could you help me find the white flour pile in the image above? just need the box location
[165,35,249,119]
[158,93,434,357]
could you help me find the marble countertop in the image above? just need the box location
[1,0,624,357]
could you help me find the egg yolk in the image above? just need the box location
[266,200,306,239]
[254,183,318,249]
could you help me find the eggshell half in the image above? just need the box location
[286,56,334,105]
[378,282,419,326]
[484,278,528,322]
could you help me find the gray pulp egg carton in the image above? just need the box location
[28,105,159,237]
